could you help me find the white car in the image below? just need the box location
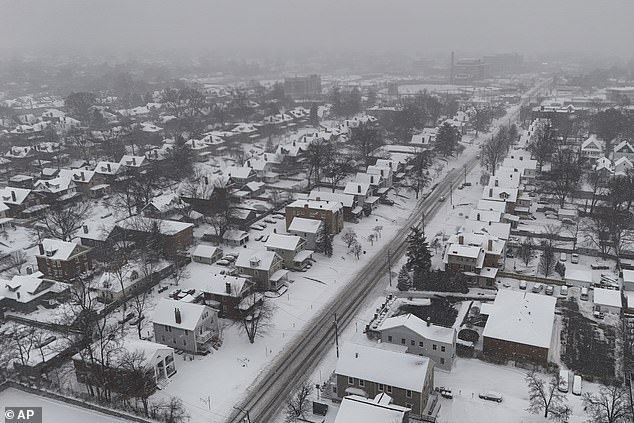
[250,224,265,231]
[264,217,277,224]
[216,259,231,266]
[221,255,236,263]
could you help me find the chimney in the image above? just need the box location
[174,308,181,324]
[355,352,359,358]
[489,188,493,198]
[204,176,209,185]
[38,243,44,255]
[107,163,111,172]
[357,185,361,193]
[11,190,16,202]
[495,179,498,187]
[225,282,232,294]
[16,292,20,299]
[247,160,251,167]
[426,317,431,327]
[132,157,136,165]
[488,239,493,251]
[83,224,88,234]
[81,171,85,181]
[458,235,464,245]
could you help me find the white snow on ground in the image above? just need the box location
[0,387,131,423]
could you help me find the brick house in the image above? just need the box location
[151,299,220,355]
[36,239,93,282]
[200,274,254,318]
[285,199,344,234]
[335,344,434,418]
[114,217,194,257]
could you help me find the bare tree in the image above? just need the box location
[9,250,27,274]
[341,228,358,249]
[519,238,534,266]
[118,349,156,417]
[525,370,572,421]
[373,225,383,239]
[129,290,149,339]
[367,233,376,246]
[539,244,556,277]
[351,240,362,259]
[170,251,190,286]
[324,159,354,192]
[239,292,275,344]
[285,382,314,423]
[159,396,190,423]
[38,202,91,241]
[544,149,582,208]
[304,139,332,187]
[582,384,633,423]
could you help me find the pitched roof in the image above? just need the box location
[335,395,409,423]
[39,239,82,260]
[192,244,220,259]
[151,298,210,331]
[308,190,355,208]
[201,274,249,298]
[378,313,455,344]
[614,140,634,154]
[288,217,323,234]
[0,187,31,205]
[235,249,279,271]
[225,166,253,179]
[287,199,343,212]
[94,161,122,175]
[116,216,193,236]
[265,234,302,251]
[344,182,371,196]
[336,344,431,392]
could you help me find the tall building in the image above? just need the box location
[453,58,485,84]
[483,53,524,76]
[283,74,322,99]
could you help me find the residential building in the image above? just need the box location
[335,343,434,417]
[225,166,256,186]
[0,187,42,217]
[234,249,286,291]
[442,232,505,287]
[265,234,313,270]
[285,199,344,234]
[191,245,223,265]
[581,135,604,162]
[151,299,220,354]
[283,74,321,99]
[308,190,360,221]
[593,288,622,315]
[334,394,410,423]
[613,140,634,162]
[0,275,69,314]
[288,217,323,250]
[36,239,93,281]
[481,186,519,213]
[376,314,456,370]
[482,290,556,363]
[344,182,374,211]
[200,274,253,318]
[114,217,194,257]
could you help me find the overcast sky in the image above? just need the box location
[1,0,633,58]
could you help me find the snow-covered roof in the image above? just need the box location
[344,182,371,196]
[58,168,97,184]
[614,140,634,154]
[145,193,182,213]
[623,269,634,283]
[0,276,66,303]
[593,288,622,308]
[462,220,511,240]
[265,234,303,251]
[116,216,193,236]
[202,274,249,298]
[469,208,502,222]
[94,161,122,175]
[446,244,482,259]
[225,166,253,179]
[378,314,455,344]
[235,249,280,271]
[39,239,83,260]
[581,135,603,151]
[151,298,210,331]
[119,155,146,168]
[336,343,431,392]
[192,244,220,260]
[286,199,343,213]
[222,229,248,241]
[309,190,354,208]
[334,395,409,423]
[476,199,507,213]
[34,176,75,194]
[566,269,593,283]
[355,173,382,186]
[482,186,518,203]
[483,290,556,349]
[288,217,323,234]
[0,187,31,205]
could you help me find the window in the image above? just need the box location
[348,377,354,385]
[405,402,413,409]
[419,341,424,347]
[185,330,189,336]
[184,339,187,346]
[401,338,406,345]
[406,390,412,398]
[440,358,445,365]
[359,379,365,387]
[433,344,437,351]
[387,336,393,342]
[410,340,415,346]
[441,346,446,352]
[161,335,165,342]
[386,385,392,393]
[378,384,384,391]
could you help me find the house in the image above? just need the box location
[73,339,176,392]
[334,394,410,423]
[612,140,634,162]
[225,166,256,186]
[0,275,69,314]
[481,187,519,213]
[443,232,505,287]
[114,217,194,257]
[335,343,434,417]
[36,239,93,282]
[34,176,80,204]
[376,314,456,370]
[234,249,286,291]
[200,274,253,318]
[285,199,344,234]
[462,219,511,241]
[119,155,147,170]
[623,269,634,291]
[410,128,436,147]
[308,190,359,221]
[94,161,122,181]
[614,157,633,176]
[265,234,313,270]
[244,181,266,198]
[0,187,41,217]
[92,268,144,303]
[222,229,249,247]
[482,290,556,363]
[288,217,324,250]
[344,182,374,211]
[58,169,106,197]
[593,288,622,315]
[151,299,220,354]
[367,165,393,189]
[191,244,223,265]
[142,193,186,219]
[581,135,604,163]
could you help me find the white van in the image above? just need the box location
[580,287,589,301]
[571,253,579,264]
[572,375,582,395]
[560,253,567,262]
[519,280,527,290]
[560,286,568,296]
[558,370,569,393]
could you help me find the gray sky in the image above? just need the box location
[1,0,633,58]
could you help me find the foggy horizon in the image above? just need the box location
[2,0,634,61]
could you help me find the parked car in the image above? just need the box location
[255,235,264,241]
[479,392,503,403]
[519,280,527,290]
[264,217,277,224]
[560,286,568,296]
[226,252,240,259]
[532,283,543,293]
[560,253,567,262]
[438,196,446,202]
[591,263,609,270]
[558,370,569,393]
[222,255,236,263]
[216,259,231,266]
[272,214,284,220]
[571,253,579,264]
[261,234,269,242]
[545,285,554,295]
[572,375,582,396]
[250,224,265,231]
[380,198,395,206]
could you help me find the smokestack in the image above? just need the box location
[174,308,181,324]
[204,176,209,185]
[38,243,44,255]
[132,157,136,165]
[427,317,431,327]
[495,179,498,187]
[225,282,231,295]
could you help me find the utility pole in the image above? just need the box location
[464,165,467,185]
[421,212,426,235]
[334,313,339,358]
[387,249,393,286]
[450,183,453,206]
[233,406,251,423]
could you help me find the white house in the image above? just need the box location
[580,135,604,162]
[613,140,634,162]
